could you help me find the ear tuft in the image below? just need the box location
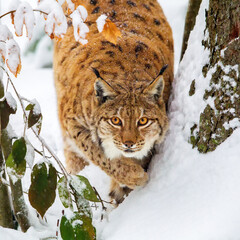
[142,65,168,100]
[92,67,101,79]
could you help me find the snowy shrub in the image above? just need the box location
[0,0,118,238]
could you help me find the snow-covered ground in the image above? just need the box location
[2,0,240,239]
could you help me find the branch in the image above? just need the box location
[0,9,71,20]
[0,9,49,20]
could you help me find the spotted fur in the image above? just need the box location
[54,0,174,203]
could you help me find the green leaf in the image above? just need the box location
[29,162,57,217]
[58,176,73,209]
[60,216,75,240]
[35,115,42,135]
[25,102,42,129]
[25,103,34,111]
[6,138,27,179]
[60,213,96,240]
[70,175,100,202]
[6,153,26,179]
[12,137,27,165]
[75,214,96,240]
[0,93,17,129]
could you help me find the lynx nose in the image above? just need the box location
[124,141,135,148]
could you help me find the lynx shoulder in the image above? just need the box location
[54,0,174,204]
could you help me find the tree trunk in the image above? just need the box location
[180,0,203,60]
[0,150,14,229]
[1,129,31,232]
[0,71,14,229]
[189,0,240,152]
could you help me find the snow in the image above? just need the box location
[2,0,240,239]
[96,14,107,33]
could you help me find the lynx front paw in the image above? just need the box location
[112,158,149,189]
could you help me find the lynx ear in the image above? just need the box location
[142,65,168,100]
[143,75,164,99]
[93,68,117,104]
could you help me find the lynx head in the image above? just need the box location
[92,66,169,160]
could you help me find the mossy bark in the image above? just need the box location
[0,75,14,229]
[180,0,202,60]
[190,0,240,153]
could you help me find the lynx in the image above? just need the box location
[54,0,174,204]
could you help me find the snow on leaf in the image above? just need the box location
[25,139,35,169]
[66,0,76,14]
[0,25,14,62]
[6,39,21,77]
[0,92,17,129]
[76,5,88,22]
[70,175,100,202]
[60,213,96,240]
[0,25,13,41]
[38,0,67,40]
[14,2,35,40]
[0,42,6,62]
[96,14,107,33]
[8,0,20,25]
[97,17,122,45]
[70,6,89,45]
[25,99,42,129]
[5,92,17,112]
[58,176,73,209]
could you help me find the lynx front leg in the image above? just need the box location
[109,179,132,205]
[64,149,89,174]
[65,119,148,188]
[62,134,89,174]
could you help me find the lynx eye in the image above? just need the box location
[111,117,122,126]
[138,117,148,126]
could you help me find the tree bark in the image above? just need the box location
[180,0,202,60]
[189,0,240,153]
[0,72,14,229]
[1,129,31,232]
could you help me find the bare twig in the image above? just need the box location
[93,187,107,211]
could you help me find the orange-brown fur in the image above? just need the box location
[54,0,174,204]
